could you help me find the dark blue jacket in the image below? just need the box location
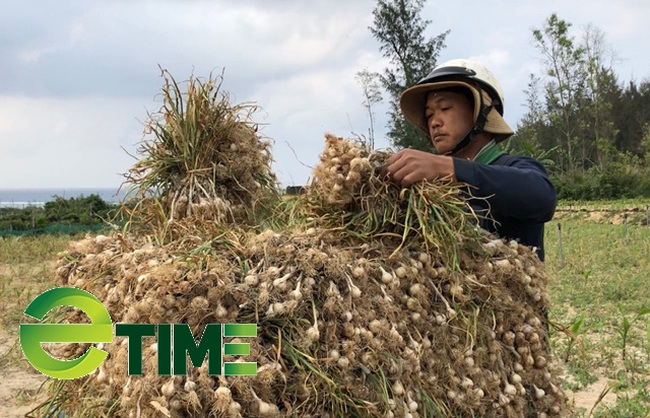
[453,154,557,260]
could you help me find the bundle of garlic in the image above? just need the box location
[122,69,279,235]
[45,133,567,418]
[307,133,485,271]
[308,134,373,204]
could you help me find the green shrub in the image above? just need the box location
[553,163,650,200]
[1,194,120,234]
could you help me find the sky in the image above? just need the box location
[2,0,650,190]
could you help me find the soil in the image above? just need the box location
[0,328,49,418]
[564,372,617,414]
[555,206,650,226]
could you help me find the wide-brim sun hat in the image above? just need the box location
[399,60,515,142]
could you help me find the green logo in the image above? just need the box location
[20,287,258,379]
[19,287,113,379]
[116,323,257,376]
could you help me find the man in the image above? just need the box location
[385,59,556,260]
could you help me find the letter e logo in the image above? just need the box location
[20,287,113,379]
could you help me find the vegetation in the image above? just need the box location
[369,0,449,151]
[121,68,279,243]
[506,13,650,199]
[13,135,568,417]
[354,69,383,151]
[0,234,78,417]
[545,205,650,417]
[0,194,118,234]
[549,161,650,200]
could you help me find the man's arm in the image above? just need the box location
[453,156,557,223]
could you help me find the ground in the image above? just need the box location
[0,328,49,418]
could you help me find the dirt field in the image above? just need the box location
[0,328,49,418]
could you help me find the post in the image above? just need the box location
[623,213,628,244]
[557,223,564,269]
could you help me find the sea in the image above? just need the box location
[0,188,128,208]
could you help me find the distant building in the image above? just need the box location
[285,186,306,195]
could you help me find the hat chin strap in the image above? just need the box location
[445,88,493,157]
[446,127,478,156]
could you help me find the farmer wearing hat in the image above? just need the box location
[385,59,556,260]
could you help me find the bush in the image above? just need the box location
[44,194,114,225]
[553,162,650,200]
[0,195,119,234]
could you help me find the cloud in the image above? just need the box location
[0,0,377,98]
[0,96,144,188]
[2,0,650,189]
[252,61,389,187]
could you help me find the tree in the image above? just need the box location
[612,79,650,159]
[580,24,619,167]
[369,0,449,151]
[509,74,558,169]
[532,13,587,172]
[530,15,628,172]
[43,194,112,225]
[355,69,383,151]
[518,74,547,146]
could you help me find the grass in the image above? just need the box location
[0,235,74,330]
[546,201,650,417]
[1,204,649,417]
[0,234,75,417]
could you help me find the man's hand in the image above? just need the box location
[384,149,456,187]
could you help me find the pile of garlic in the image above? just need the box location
[48,134,567,417]
[52,227,566,418]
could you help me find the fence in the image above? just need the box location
[0,224,110,237]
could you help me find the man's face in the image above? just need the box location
[425,90,474,154]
